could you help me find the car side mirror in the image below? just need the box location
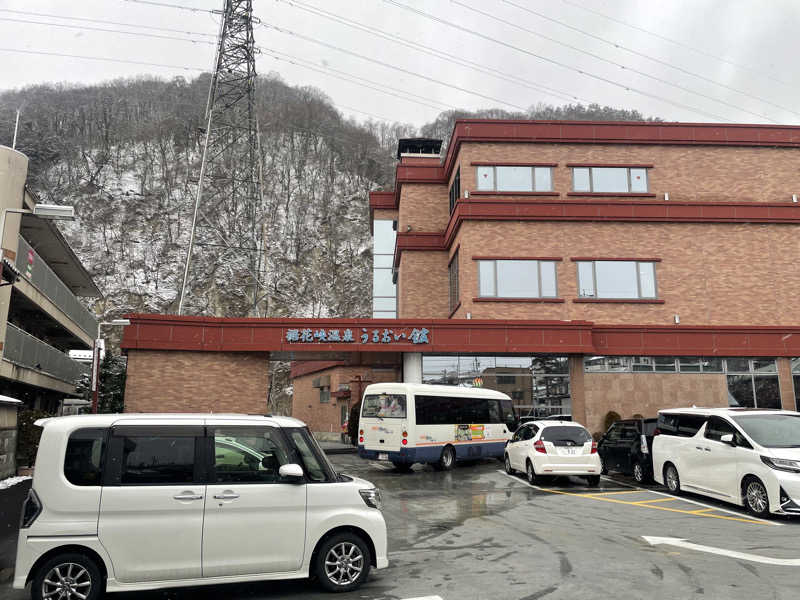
[720,433,735,446]
[278,463,304,482]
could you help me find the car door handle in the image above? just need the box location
[704,447,711,452]
[213,492,240,500]
[173,492,203,501]
[695,446,703,450]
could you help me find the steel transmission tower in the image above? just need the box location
[178,0,264,317]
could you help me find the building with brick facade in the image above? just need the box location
[121,120,800,436]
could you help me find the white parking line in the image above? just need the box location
[400,596,443,600]
[600,476,782,526]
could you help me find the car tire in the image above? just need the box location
[433,445,456,471]
[664,463,681,494]
[743,476,770,517]
[585,475,601,487]
[314,532,372,593]
[526,460,538,485]
[632,461,647,484]
[504,453,514,475]
[32,552,104,600]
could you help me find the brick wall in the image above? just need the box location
[398,183,449,233]
[124,350,270,414]
[582,372,729,435]
[457,142,800,203]
[397,250,450,318]
[450,220,800,326]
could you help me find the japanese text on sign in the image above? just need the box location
[285,327,429,345]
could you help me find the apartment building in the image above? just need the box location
[120,119,800,436]
[0,146,99,411]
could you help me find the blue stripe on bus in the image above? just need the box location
[358,441,506,465]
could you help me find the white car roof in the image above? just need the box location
[35,413,305,432]
[526,420,585,428]
[657,407,797,417]
[363,382,511,400]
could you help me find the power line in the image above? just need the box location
[0,8,217,37]
[276,0,589,106]
[121,0,216,14]
[501,0,800,120]
[260,48,456,113]
[384,0,729,122]
[561,0,792,89]
[261,23,530,112]
[0,47,205,71]
[0,16,215,45]
[451,0,775,122]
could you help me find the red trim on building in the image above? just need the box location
[573,298,665,304]
[470,191,561,197]
[566,163,654,168]
[470,161,559,167]
[394,232,446,268]
[472,256,563,261]
[473,297,566,303]
[570,257,662,262]
[121,315,800,357]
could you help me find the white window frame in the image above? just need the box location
[576,260,658,299]
[478,259,558,298]
[476,165,554,192]
[571,167,649,193]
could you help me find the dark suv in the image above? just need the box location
[597,418,657,483]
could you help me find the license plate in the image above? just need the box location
[562,448,578,455]
[378,453,389,461]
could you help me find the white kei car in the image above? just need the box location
[505,420,602,486]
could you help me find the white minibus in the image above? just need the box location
[357,383,517,470]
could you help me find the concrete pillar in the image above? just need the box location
[403,352,422,383]
[777,357,796,411]
[569,355,587,427]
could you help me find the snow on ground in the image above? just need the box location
[0,475,31,490]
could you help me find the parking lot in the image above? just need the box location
[4,453,800,600]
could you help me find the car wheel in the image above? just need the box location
[664,463,681,494]
[314,532,372,592]
[433,445,456,471]
[32,552,104,600]
[585,475,601,487]
[526,460,538,485]
[504,454,514,475]
[743,477,770,517]
[632,461,646,484]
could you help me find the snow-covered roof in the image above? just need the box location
[0,395,23,406]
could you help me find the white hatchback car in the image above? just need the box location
[14,414,388,600]
[653,407,800,516]
[504,420,602,486]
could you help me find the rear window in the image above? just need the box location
[540,426,591,445]
[362,394,407,418]
[657,413,706,437]
[64,428,106,486]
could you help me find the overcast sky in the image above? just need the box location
[0,0,798,126]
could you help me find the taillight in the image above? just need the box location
[640,434,649,454]
[20,489,42,529]
[533,440,547,454]
[401,438,408,445]
[359,436,364,443]
[591,441,598,454]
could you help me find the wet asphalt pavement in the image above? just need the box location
[4,454,800,599]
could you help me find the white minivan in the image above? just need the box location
[14,414,388,599]
[652,407,800,516]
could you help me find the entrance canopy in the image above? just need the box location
[120,314,800,357]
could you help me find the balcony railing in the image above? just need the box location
[3,324,89,385]
[16,236,98,338]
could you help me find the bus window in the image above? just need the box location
[487,400,501,424]
[362,394,407,418]
[500,399,517,430]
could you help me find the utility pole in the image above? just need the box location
[178,0,263,316]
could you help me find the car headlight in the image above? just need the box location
[359,488,383,510]
[761,456,800,473]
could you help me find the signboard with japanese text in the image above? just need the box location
[284,326,430,345]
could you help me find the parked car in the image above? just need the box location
[597,418,657,483]
[14,413,388,599]
[652,407,800,516]
[504,420,602,486]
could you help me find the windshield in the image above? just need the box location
[541,426,591,445]
[732,414,800,448]
[362,393,407,418]
[287,427,337,481]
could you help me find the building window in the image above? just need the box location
[476,166,553,192]
[576,260,657,299]
[572,167,648,193]
[372,219,396,318]
[449,167,460,214]
[449,250,459,313]
[726,358,779,409]
[319,387,330,403]
[478,260,558,298]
